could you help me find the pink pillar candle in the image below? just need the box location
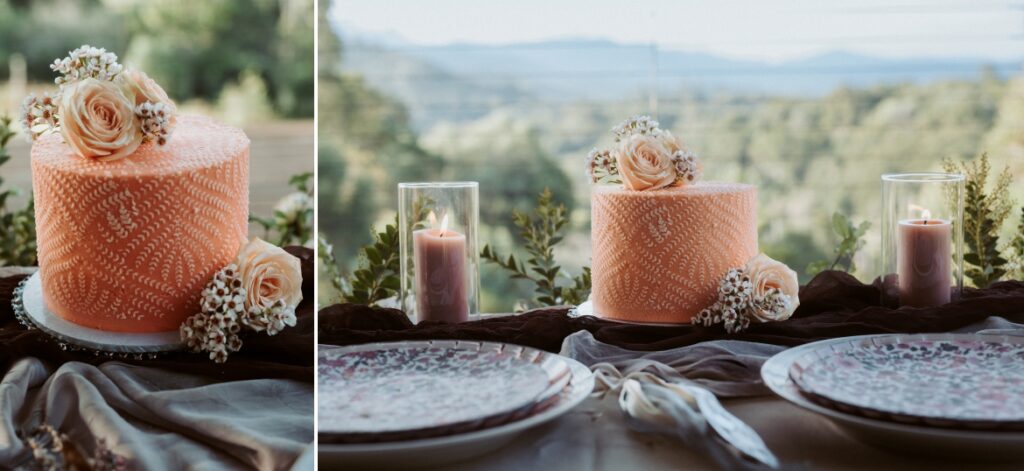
[897,218,952,307]
[413,227,469,323]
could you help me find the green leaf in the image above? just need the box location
[480,188,590,308]
[364,246,382,265]
[807,211,870,277]
[832,212,849,238]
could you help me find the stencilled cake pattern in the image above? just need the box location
[591,183,758,324]
[32,115,250,332]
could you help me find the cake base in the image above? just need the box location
[569,300,686,327]
[13,273,183,355]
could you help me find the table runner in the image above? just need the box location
[319,271,1024,352]
[0,247,315,470]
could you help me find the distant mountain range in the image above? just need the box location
[339,28,1023,128]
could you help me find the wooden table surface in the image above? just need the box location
[443,395,1023,471]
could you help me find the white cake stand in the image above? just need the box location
[569,299,690,327]
[13,273,184,358]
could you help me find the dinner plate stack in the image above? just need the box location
[318,340,594,467]
[762,333,1024,459]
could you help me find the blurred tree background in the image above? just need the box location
[0,0,313,119]
[321,2,1024,310]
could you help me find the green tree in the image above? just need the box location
[117,0,313,117]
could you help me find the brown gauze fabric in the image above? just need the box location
[319,271,1024,352]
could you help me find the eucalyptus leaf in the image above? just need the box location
[807,211,870,276]
[480,188,591,310]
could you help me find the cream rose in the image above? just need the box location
[236,238,303,311]
[59,78,142,162]
[119,68,176,110]
[615,134,677,191]
[744,253,800,321]
[659,130,684,154]
[119,68,177,136]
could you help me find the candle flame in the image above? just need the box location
[440,213,449,235]
[908,204,932,220]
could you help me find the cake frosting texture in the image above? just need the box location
[591,182,758,324]
[31,115,249,332]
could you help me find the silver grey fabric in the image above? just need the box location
[0,357,312,470]
[560,316,1024,398]
[561,331,785,397]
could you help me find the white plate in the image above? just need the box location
[762,335,1024,459]
[13,273,182,354]
[318,348,594,468]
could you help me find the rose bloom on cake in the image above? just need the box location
[237,238,303,314]
[745,254,800,321]
[58,78,142,161]
[615,134,677,191]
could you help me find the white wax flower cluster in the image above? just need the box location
[19,93,59,141]
[50,45,123,87]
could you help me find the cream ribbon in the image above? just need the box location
[591,362,781,470]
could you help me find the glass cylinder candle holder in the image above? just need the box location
[881,173,964,308]
[398,182,480,323]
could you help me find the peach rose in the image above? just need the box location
[744,253,800,321]
[614,134,677,191]
[236,238,303,311]
[119,68,177,134]
[58,78,141,162]
[119,68,176,110]
[660,129,684,154]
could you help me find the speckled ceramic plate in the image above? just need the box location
[319,348,594,468]
[318,340,572,442]
[790,334,1024,429]
[763,336,1024,459]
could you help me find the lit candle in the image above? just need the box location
[412,211,469,323]
[897,208,952,307]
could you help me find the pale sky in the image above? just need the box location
[332,0,1024,62]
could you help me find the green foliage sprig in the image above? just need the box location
[807,212,870,275]
[251,172,314,247]
[482,188,591,310]
[1008,207,1024,280]
[0,116,37,267]
[319,217,402,306]
[317,234,347,303]
[944,154,1014,288]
